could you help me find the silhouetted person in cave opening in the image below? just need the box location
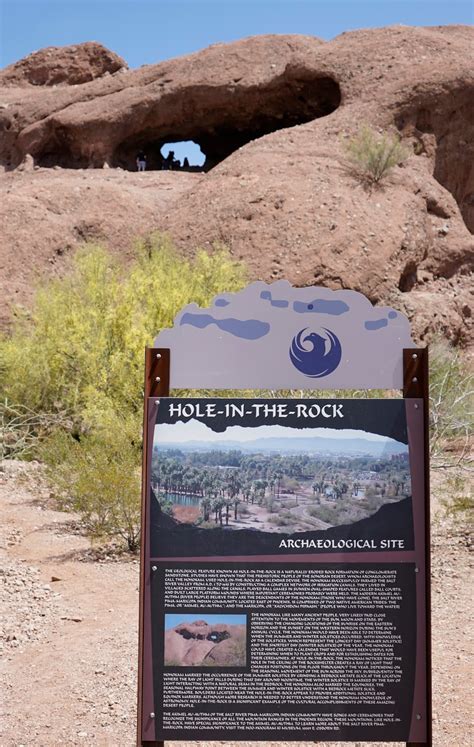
[183,157,190,170]
[163,151,176,170]
[136,151,147,172]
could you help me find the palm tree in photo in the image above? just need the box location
[250,482,257,504]
[211,497,220,524]
[211,497,224,526]
[233,495,240,520]
[224,497,233,525]
[242,481,252,504]
[200,497,212,522]
[268,474,276,497]
[274,468,283,498]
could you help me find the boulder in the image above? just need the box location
[0,41,126,87]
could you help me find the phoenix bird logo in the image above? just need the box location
[289,328,342,378]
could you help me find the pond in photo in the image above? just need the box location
[161,492,201,506]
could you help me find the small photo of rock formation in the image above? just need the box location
[164,614,247,667]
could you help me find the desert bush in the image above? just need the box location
[41,417,141,551]
[0,235,244,432]
[359,494,385,512]
[429,338,473,466]
[308,505,335,523]
[442,474,473,517]
[0,236,245,548]
[344,125,409,185]
[0,400,71,464]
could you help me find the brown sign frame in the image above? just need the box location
[137,346,431,746]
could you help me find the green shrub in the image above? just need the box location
[344,125,409,185]
[429,338,473,463]
[441,474,473,533]
[308,505,335,523]
[0,400,70,463]
[41,419,141,551]
[0,235,245,433]
[0,236,245,548]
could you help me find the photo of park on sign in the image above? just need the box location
[151,408,411,535]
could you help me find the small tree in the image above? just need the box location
[344,125,409,185]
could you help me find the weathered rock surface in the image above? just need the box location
[0,27,473,343]
[0,169,199,324]
[0,41,127,87]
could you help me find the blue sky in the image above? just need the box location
[154,421,399,443]
[165,613,247,630]
[1,0,472,69]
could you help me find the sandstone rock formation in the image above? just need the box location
[164,619,247,666]
[0,42,127,87]
[0,28,472,343]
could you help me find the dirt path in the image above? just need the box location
[1,461,472,746]
[1,462,139,746]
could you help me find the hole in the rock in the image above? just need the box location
[176,628,195,640]
[175,628,230,643]
[207,630,230,643]
[160,141,206,171]
[111,74,341,172]
[30,73,341,172]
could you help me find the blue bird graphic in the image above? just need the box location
[289,328,342,378]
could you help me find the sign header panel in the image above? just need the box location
[154,281,414,389]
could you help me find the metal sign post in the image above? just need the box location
[137,348,169,747]
[403,347,431,747]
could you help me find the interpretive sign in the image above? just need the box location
[137,283,431,746]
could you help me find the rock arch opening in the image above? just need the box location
[27,73,341,171]
[111,73,341,172]
[160,140,206,171]
[176,628,230,643]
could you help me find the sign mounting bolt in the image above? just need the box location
[155,376,161,382]
[156,353,161,359]
[412,376,418,383]
[150,712,155,719]
[152,565,157,572]
[412,353,418,359]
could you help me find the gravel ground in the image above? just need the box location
[0,461,472,746]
